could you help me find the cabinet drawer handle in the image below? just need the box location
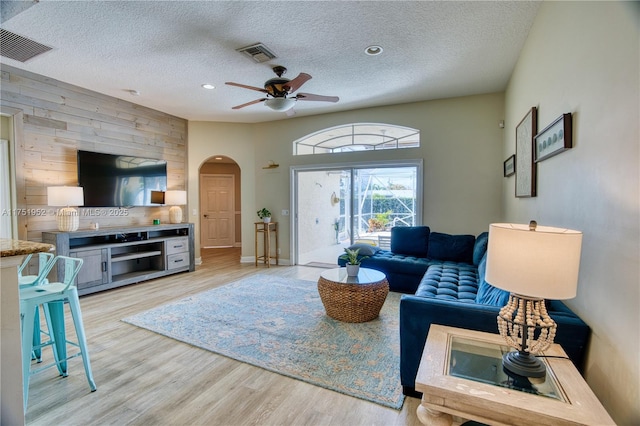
[172,244,184,249]
[102,261,107,272]
[173,259,184,263]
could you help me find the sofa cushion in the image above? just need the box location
[362,251,432,276]
[427,232,475,263]
[415,262,479,302]
[347,243,381,256]
[473,232,489,266]
[474,253,510,306]
[391,226,430,257]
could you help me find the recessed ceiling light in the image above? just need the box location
[214,157,223,160]
[202,84,215,90]
[365,45,383,56]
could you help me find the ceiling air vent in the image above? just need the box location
[236,43,277,63]
[0,28,53,62]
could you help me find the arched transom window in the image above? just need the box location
[293,123,420,155]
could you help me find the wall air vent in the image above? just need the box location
[236,43,277,63]
[0,28,52,62]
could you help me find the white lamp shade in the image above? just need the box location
[164,190,187,206]
[47,186,84,207]
[485,223,582,300]
[265,98,295,112]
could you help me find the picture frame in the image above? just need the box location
[503,155,515,177]
[515,107,537,197]
[535,113,573,162]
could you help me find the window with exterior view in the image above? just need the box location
[295,163,421,265]
[293,123,420,155]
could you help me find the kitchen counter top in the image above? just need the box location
[0,238,55,257]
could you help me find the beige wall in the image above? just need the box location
[503,2,639,424]
[189,92,505,261]
[187,121,256,260]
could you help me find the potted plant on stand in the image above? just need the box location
[339,247,369,277]
[257,208,272,223]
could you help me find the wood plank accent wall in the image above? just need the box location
[0,65,188,241]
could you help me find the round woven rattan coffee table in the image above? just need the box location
[317,267,389,323]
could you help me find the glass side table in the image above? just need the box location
[449,336,565,402]
[415,325,615,426]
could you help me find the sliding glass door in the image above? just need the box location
[293,161,421,265]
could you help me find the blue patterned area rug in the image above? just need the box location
[123,273,404,409]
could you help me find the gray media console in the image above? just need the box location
[43,223,195,296]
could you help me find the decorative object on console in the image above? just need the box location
[164,190,187,224]
[257,207,272,223]
[515,107,537,198]
[47,186,84,232]
[535,113,573,162]
[485,221,583,378]
[503,154,515,177]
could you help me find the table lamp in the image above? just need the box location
[164,190,187,224]
[485,221,582,378]
[47,186,84,231]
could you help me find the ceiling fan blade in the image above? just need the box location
[284,73,312,93]
[225,82,268,93]
[231,98,267,109]
[296,93,339,103]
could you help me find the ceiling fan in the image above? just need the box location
[225,66,339,113]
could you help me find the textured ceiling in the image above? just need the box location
[1,1,540,123]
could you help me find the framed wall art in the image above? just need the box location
[515,107,537,197]
[503,155,515,177]
[535,113,573,162]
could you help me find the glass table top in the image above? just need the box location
[448,336,566,402]
[320,267,386,285]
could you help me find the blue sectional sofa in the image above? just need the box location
[338,226,591,397]
[338,226,480,294]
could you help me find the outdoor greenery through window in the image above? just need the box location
[293,123,420,155]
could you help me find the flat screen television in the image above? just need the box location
[77,150,167,207]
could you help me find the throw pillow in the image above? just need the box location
[473,231,489,266]
[390,226,430,257]
[427,232,475,263]
[475,253,510,306]
[347,243,381,257]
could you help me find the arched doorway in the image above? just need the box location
[199,156,242,250]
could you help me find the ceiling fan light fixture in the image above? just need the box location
[365,45,383,56]
[265,97,296,112]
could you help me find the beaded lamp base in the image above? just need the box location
[497,293,557,378]
[56,207,79,231]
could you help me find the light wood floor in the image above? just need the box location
[25,248,422,426]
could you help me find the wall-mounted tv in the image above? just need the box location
[77,150,167,207]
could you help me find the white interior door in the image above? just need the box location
[200,174,235,248]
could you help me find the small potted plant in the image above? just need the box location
[339,247,368,277]
[257,208,272,223]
